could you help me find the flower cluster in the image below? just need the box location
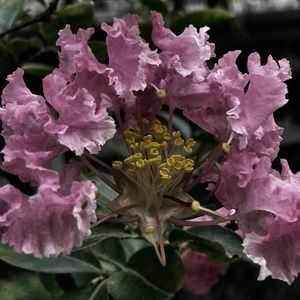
[0,11,298,286]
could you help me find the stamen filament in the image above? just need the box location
[84,153,115,173]
[168,217,229,227]
[80,156,122,193]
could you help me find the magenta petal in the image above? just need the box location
[1,182,96,257]
[151,11,214,80]
[102,15,161,100]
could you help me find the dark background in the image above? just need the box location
[1,0,300,299]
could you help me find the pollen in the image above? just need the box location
[113,119,197,181]
[143,225,156,234]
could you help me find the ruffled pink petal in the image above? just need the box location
[0,69,65,186]
[243,216,300,284]
[1,181,96,257]
[151,11,214,81]
[102,14,161,100]
[44,84,116,156]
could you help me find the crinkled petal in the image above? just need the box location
[151,11,214,81]
[44,85,116,155]
[102,14,161,100]
[1,182,96,257]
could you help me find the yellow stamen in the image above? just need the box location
[143,225,156,234]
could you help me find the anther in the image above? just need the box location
[112,161,122,169]
[191,200,202,212]
[222,142,230,155]
[143,225,156,234]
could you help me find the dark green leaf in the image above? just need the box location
[38,2,94,43]
[22,62,53,77]
[58,286,94,300]
[39,273,64,298]
[140,0,168,15]
[0,243,101,273]
[0,37,38,61]
[0,0,25,34]
[171,9,233,34]
[90,280,109,300]
[109,271,170,300]
[72,272,96,288]
[92,238,128,267]
[88,40,108,63]
[108,246,184,300]
[77,223,136,250]
[169,226,243,261]
[80,172,118,207]
[127,246,183,293]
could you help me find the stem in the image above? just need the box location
[168,217,229,227]
[168,106,174,133]
[96,215,139,223]
[93,204,137,227]
[80,156,122,193]
[84,153,115,173]
[154,214,166,267]
[0,0,59,39]
[163,195,191,207]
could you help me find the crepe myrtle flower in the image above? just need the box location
[0,11,298,285]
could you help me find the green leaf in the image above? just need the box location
[171,9,233,34]
[90,280,109,300]
[22,62,53,77]
[39,273,64,298]
[108,246,184,300]
[169,226,243,261]
[92,238,128,267]
[88,40,108,63]
[38,2,94,43]
[0,37,38,61]
[91,238,150,269]
[77,223,136,250]
[0,243,101,274]
[80,172,118,207]
[140,0,168,15]
[109,271,170,300]
[0,0,25,34]
[58,286,94,300]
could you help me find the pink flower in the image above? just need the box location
[0,161,97,257]
[44,76,116,156]
[185,51,290,148]
[182,252,228,295]
[102,14,161,100]
[151,11,214,81]
[0,69,65,187]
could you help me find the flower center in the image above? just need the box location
[112,119,197,211]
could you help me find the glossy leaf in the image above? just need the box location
[92,238,129,267]
[171,9,233,34]
[22,62,53,77]
[39,273,64,298]
[38,2,94,43]
[58,286,94,300]
[89,40,108,63]
[90,280,109,300]
[0,243,101,274]
[108,246,184,300]
[0,0,25,34]
[169,226,243,261]
[77,223,137,250]
[140,0,168,15]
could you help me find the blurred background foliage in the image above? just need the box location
[1,0,300,299]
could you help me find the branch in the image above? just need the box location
[0,0,59,39]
